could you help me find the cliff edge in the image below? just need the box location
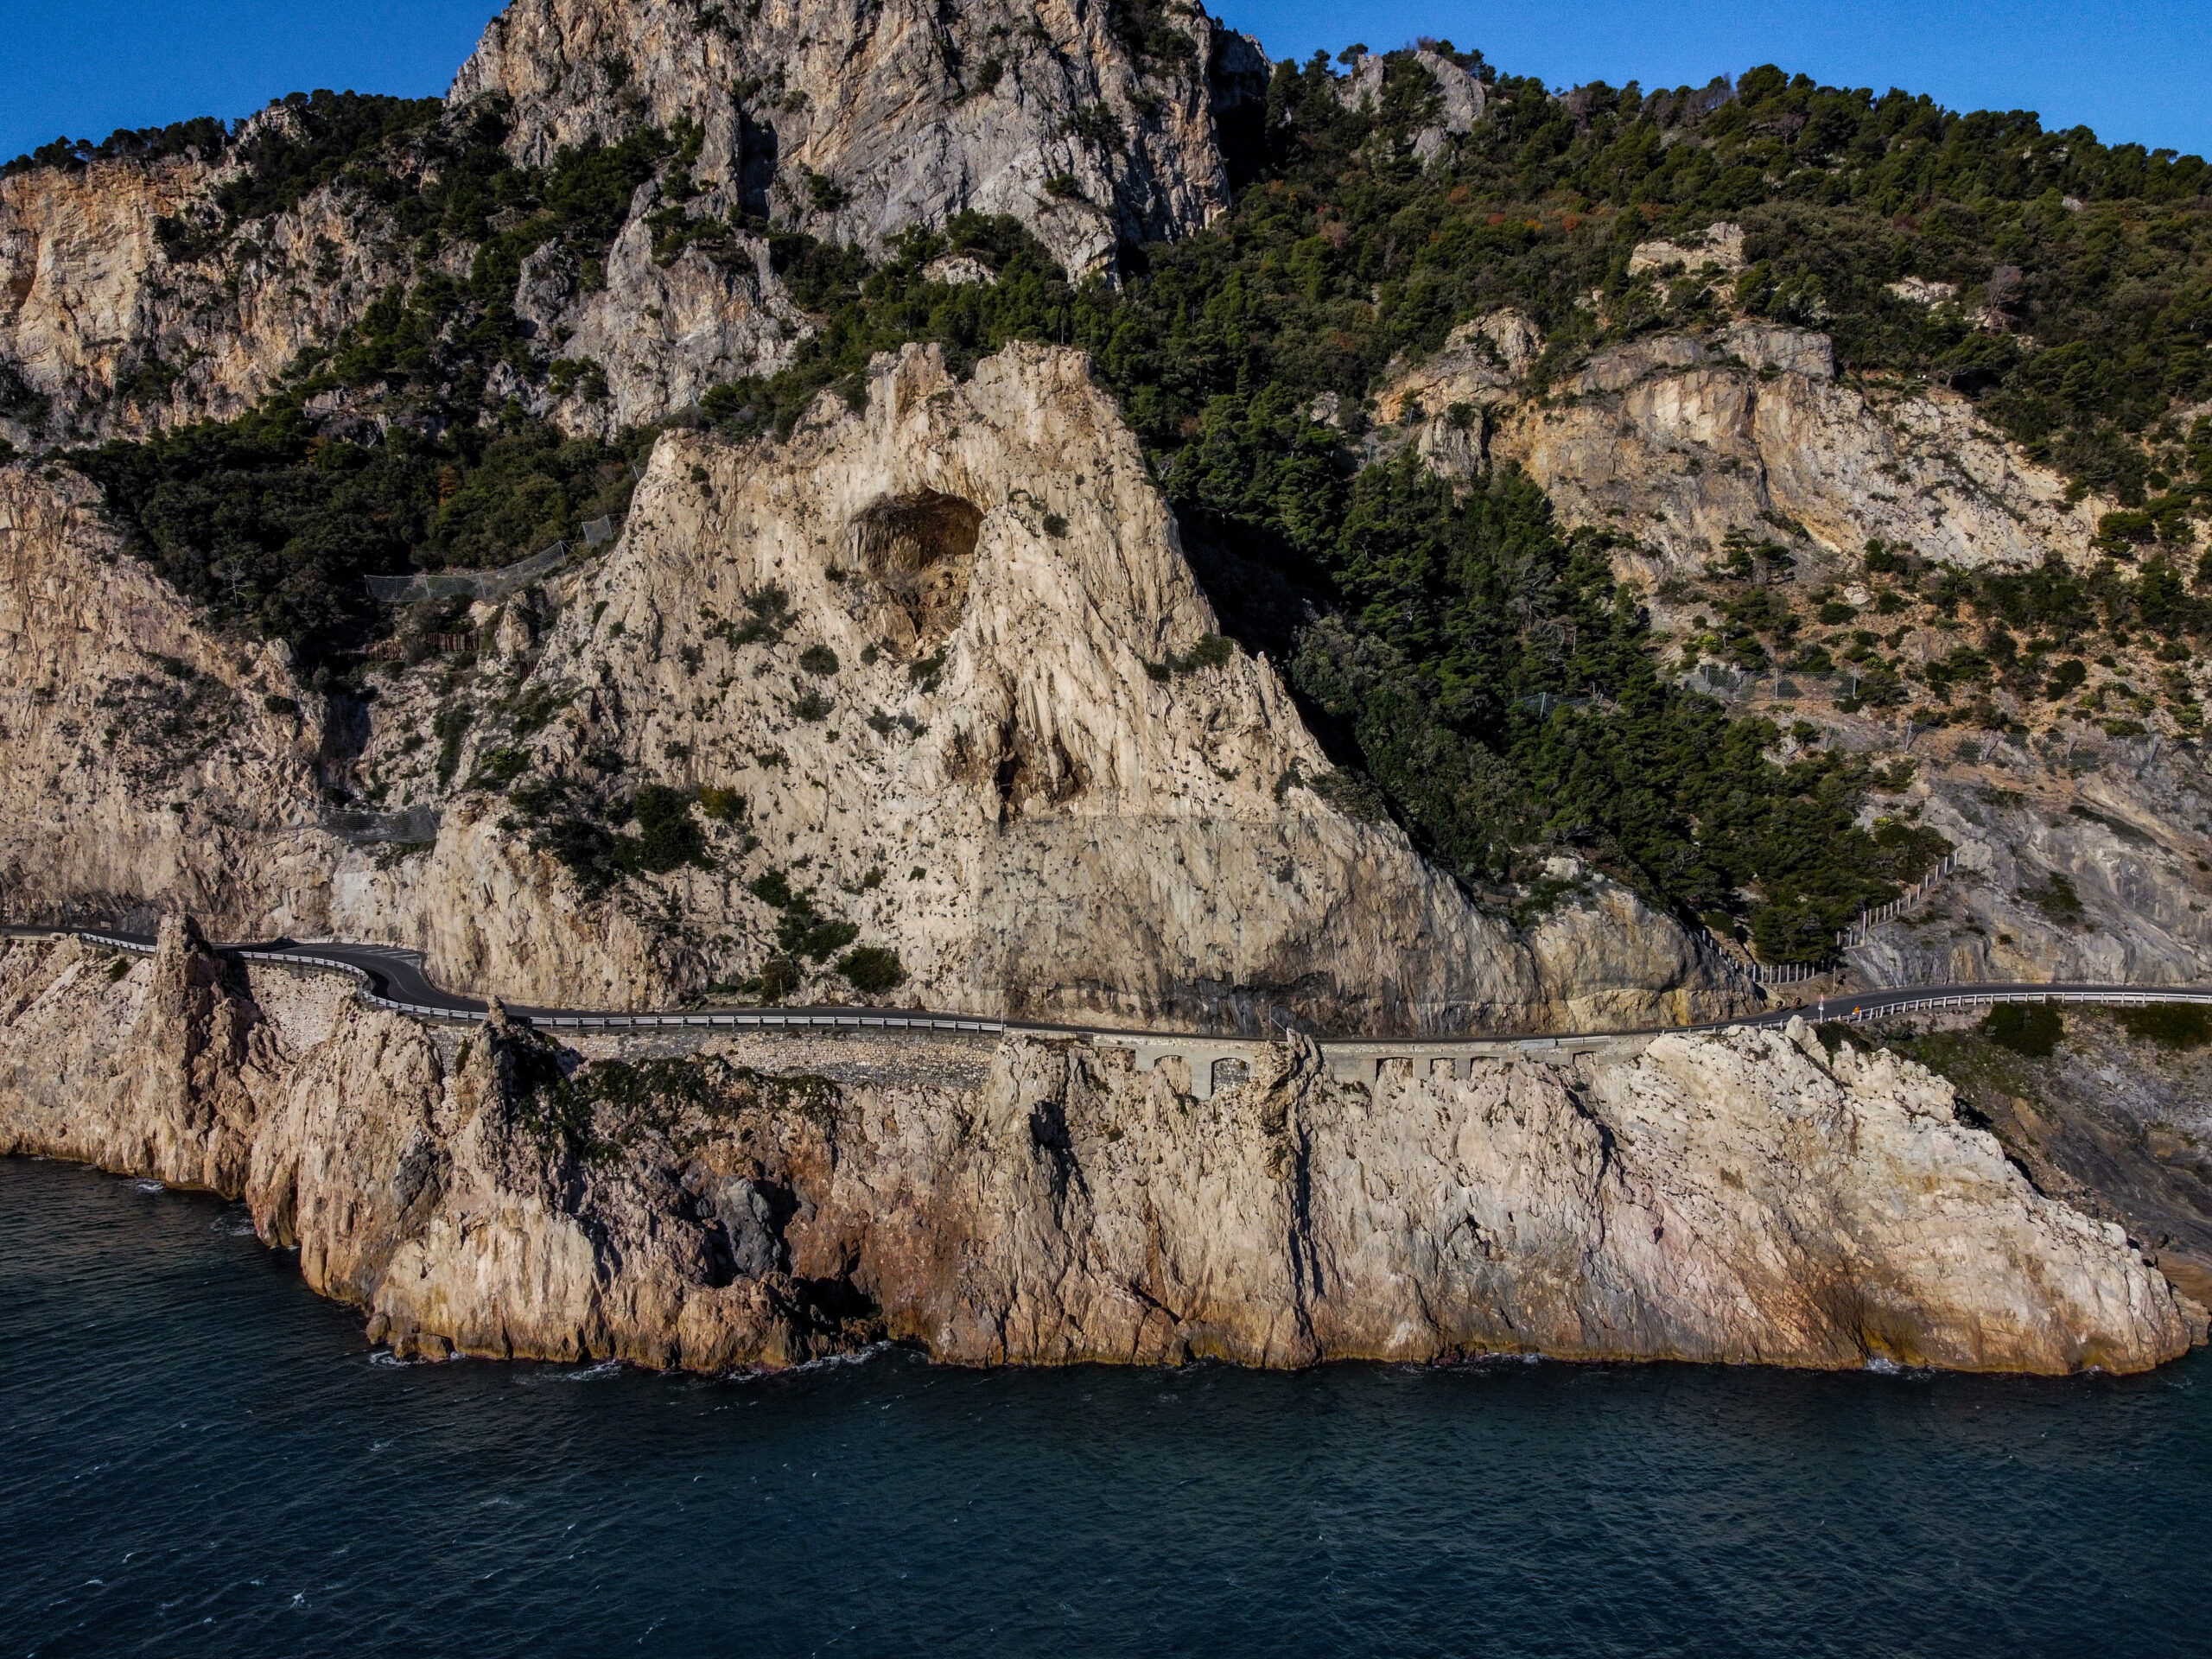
[2,922,2196,1374]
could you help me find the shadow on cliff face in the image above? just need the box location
[1859,1011,2212,1309]
[849,489,983,656]
[1172,506,1366,772]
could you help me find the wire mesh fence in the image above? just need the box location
[363,537,580,605]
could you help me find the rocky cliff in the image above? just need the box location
[1375,311,2212,988]
[0,464,329,934]
[0,0,1268,445]
[0,341,1729,1032]
[454,0,1266,278]
[0,131,428,442]
[2,921,2197,1373]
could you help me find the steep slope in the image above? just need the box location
[0,1,1267,446]
[0,465,330,936]
[1372,312,2212,985]
[0,343,1728,1033]
[454,0,1268,277]
[0,120,426,442]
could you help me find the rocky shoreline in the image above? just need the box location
[2,918,2200,1376]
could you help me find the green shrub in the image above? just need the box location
[468,747,532,789]
[798,643,840,676]
[1981,1003,2064,1057]
[2019,871,2084,924]
[836,945,906,993]
[530,785,708,893]
[748,957,804,1003]
[696,785,743,821]
[1313,767,1393,823]
[908,648,948,690]
[625,785,702,871]
[431,705,472,785]
[779,912,859,961]
[2115,1002,2212,1049]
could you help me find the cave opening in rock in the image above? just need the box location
[849,490,983,654]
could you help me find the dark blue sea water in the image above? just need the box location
[3,1157,2208,1658]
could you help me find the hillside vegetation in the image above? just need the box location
[38,43,2212,958]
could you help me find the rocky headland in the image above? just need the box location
[3,8,2210,1378]
[1,919,2198,1375]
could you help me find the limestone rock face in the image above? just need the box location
[1378,315,2212,988]
[830,1020,2201,1372]
[3,933,2196,1375]
[515,209,809,437]
[1841,758,2212,988]
[327,340,1719,1029]
[1413,49,1485,134]
[0,146,424,443]
[0,466,334,937]
[1374,307,1541,427]
[1487,325,2101,581]
[1626,220,1745,277]
[0,918,284,1192]
[452,0,1267,281]
[0,344,1727,1033]
[0,0,1269,443]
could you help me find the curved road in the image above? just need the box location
[22,927,2212,1046]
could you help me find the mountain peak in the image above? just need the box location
[450,0,1269,277]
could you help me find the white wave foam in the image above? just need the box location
[518,1357,625,1386]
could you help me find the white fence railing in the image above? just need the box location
[1836,987,2212,1022]
[1695,929,1838,986]
[1841,855,1959,948]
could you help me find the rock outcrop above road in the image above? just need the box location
[2,922,2198,1374]
[0,342,1729,1033]
[0,0,1270,443]
[1370,315,2212,988]
[0,130,424,442]
[0,465,330,935]
[454,0,1266,281]
[1379,318,2101,580]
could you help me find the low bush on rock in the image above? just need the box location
[1982,1003,2065,1058]
[836,946,906,994]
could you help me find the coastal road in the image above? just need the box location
[20,927,2212,1047]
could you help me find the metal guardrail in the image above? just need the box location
[59,931,2212,1046]
[73,932,1003,1033]
[1835,988,2212,1022]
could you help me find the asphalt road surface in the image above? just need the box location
[21,927,2210,1044]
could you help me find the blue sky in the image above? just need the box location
[1,1,2205,165]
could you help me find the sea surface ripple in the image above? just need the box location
[3,1158,2206,1656]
